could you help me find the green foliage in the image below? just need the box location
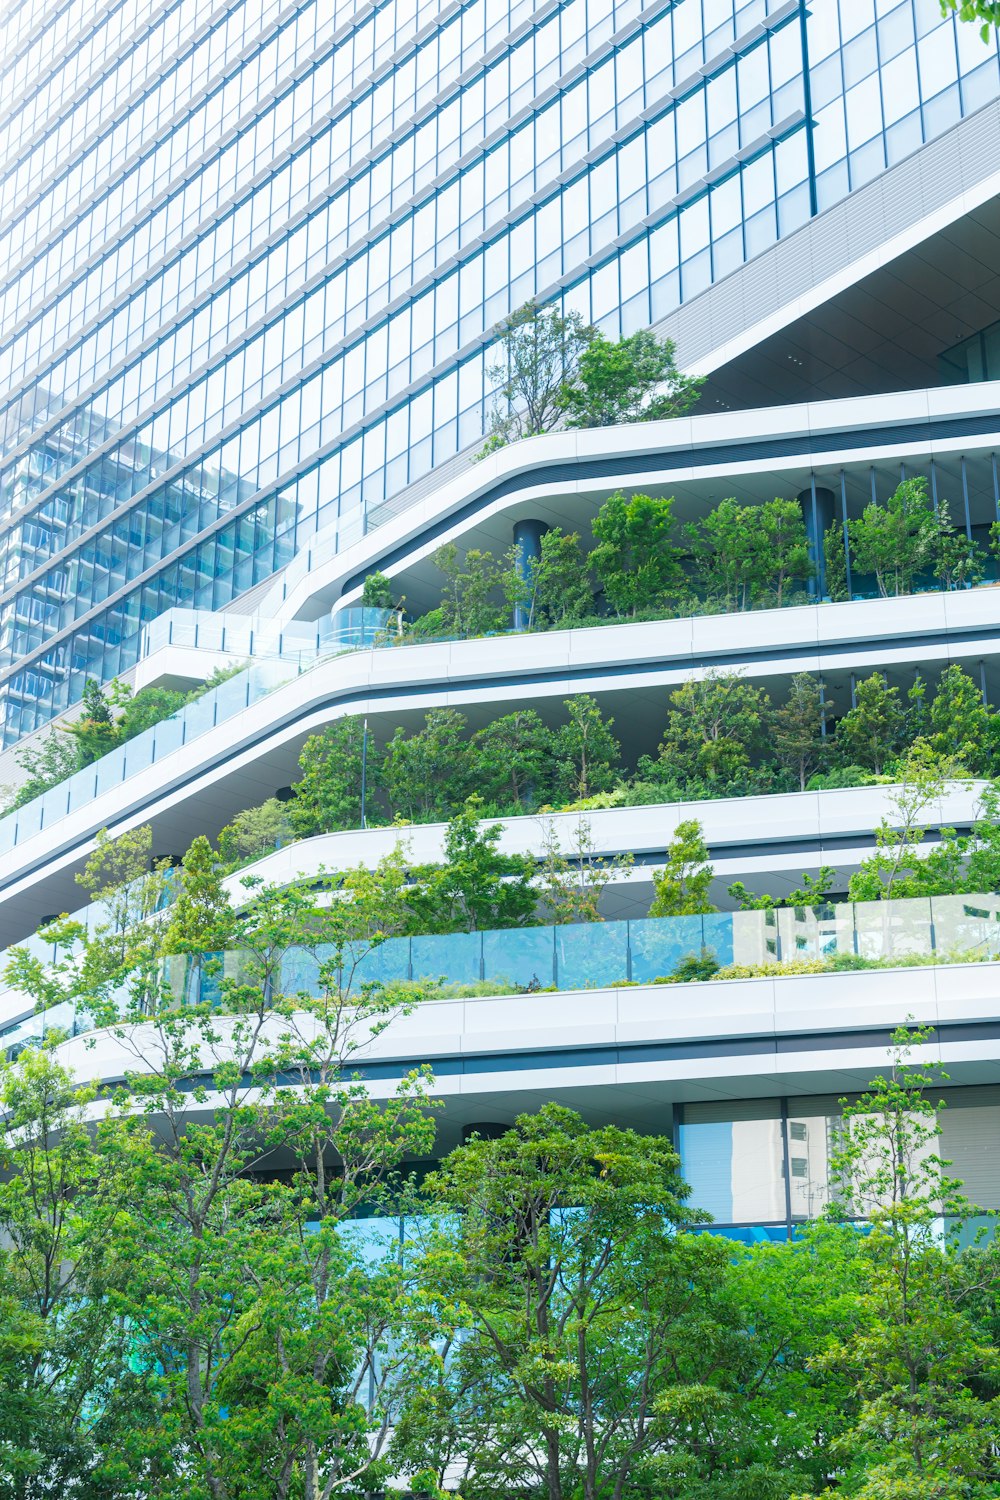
[6,730,79,811]
[551,693,621,802]
[518,526,595,629]
[847,742,956,902]
[361,569,394,608]
[61,677,119,765]
[480,299,596,451]
[687,496,813,612]
[558,328,704,428]
[0,1050,150,1499]
[162,835,234,957]
[478,307,703,456]
[664,947,721,982]
[471,708,554,810]
[926,662,992,773]
[847,477,938,597]
[774,672,830,791]
[649,818,717,916]
[941,0,1000,40]
[407,1104,706,1500]
[835,672,907,775]
[728,865,837,911]
[800,1027,1000,1499]
[4,667,245,813]
[806,763,881,790]
[382,708,472,821]
[291,717,379,836]
[934,502,985,590]
[6,846,1000,1500]
[407,799,537,934]
[591,489,688,618]
[654,671,773,789]
[535,816,633,923]
[217,796,293,870]
[686,496,770,611]
[5,839,441,1500]
[824,516,850,600]
[432,542,508,637]
[758,495,815,605]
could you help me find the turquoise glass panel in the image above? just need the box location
[411,931,481,985]
[352,936,411,987]
[483,925,555,990]
[555,919,629,989]
[701,911,736,966]
[629,915,713,982]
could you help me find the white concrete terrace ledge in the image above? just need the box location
[1,591,996,936]
[262,380,1000,624]
[48,961,1000,1112]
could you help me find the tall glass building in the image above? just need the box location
[1,0,999,746]
[5,0,1000,1240]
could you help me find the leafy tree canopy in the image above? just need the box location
[558,329,703,428]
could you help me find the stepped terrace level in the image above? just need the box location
[0,592,999,944]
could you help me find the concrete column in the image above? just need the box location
[798,486,836,599]
[512,518,548,630]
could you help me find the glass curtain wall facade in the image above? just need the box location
[1,0,999,746]
[677,1086,1000,1240]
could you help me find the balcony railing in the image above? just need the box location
[5,892,1000,1058]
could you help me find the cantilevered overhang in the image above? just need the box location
[0,588,995,947]
[45,962,1000,1149]
[261,381,1000,625]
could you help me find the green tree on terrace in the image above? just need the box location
[847,477,939,598]
[217,795,294,870]
[835,672,907,775]
[62,677,120,765]
[774,672,831,791]
[360,569,394,609]
[558,329,704,429]
[550,694,622,803]
[686,496,771,612]
[590,489,688,618]
[652,671,773,790]
[433,542,509,637]
[927,663,994,774]
[479,300,596,454]
[758,495,815,605]
[536,817,634,924]
[847,742,958,902]
[382,707,472,822]
[649,818,717,916]
[471,708,555,810]
[290,716,381,837]
[407,799,537,934]
[516,526,596,630]
[934,502,985,591]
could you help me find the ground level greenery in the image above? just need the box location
[2,835,999,1500]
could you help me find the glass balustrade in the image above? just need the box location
[7,891,997,1059]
